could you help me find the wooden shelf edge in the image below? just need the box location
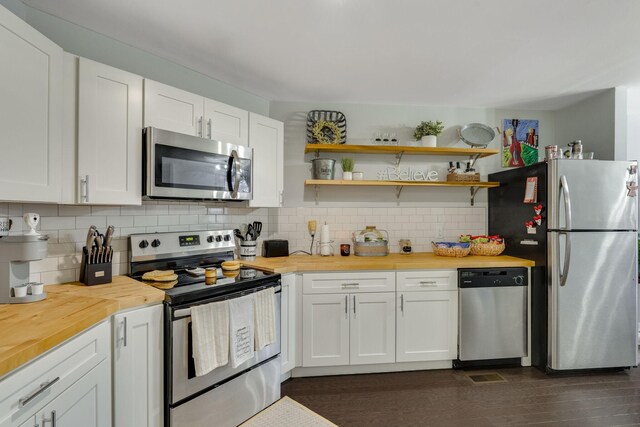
[304,143,499,157]
[305,179,499,188]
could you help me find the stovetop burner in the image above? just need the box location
[129,230,280,306]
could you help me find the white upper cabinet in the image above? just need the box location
[205,98,248,145]
[248,113,284,207]
[0,5,62,203]
[77,57,143,205]
[144,79,204,136]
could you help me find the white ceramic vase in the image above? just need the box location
[421,135,437,147]
[342,171,353,180]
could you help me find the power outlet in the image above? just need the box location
[436,223,445,239]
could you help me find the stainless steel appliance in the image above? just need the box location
[489,159,638,373]
[456,268,528,367]
[143,127,252,201]
[129,230,281,427]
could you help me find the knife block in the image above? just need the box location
[80,246,112,286]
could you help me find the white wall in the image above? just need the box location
[554,89,616,159]
[626,87,640,162]
[0,0,269,115]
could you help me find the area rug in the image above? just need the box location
[240,396,338,426]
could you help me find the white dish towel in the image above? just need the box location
[254,287,276,351]
[229,294,255,368]
[190,300,229,377]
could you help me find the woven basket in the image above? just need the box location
[446,173,480,182]
[306,110,347,144]
[470,242,505,256]
[431,243,471,258]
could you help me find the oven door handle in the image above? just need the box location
[173,285,281,319]
[227,150,240,199]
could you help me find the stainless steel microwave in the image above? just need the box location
[143,127,252,201]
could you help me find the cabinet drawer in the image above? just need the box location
[303,272,395,294]
[397,270,457,292]
[0,321,110,427]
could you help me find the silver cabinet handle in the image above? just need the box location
[80,175,89,202]
[400,294,404,313]
[207,118,212,139]
[353,295,356,317]
[197,116,203,137]
[43,410,56,427]
[19,377,60,407]
[419,280,438,287]
[344,295,348,318]
[122,317,128,347]
[341,283,359,288]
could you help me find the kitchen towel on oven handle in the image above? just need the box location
[229,294,255,368]
[191,300,230,377]
[254,287,276,351]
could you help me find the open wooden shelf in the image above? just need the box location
[304,143,499,157]
[305,179,499,188]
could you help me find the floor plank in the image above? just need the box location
[281,367,640,426]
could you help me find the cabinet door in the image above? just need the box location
[350,292,395,365]
[78,58,142,205]
[204,98,248,145]
[17,416,35,427]
[144,79,204,136]
[248,113,283,207]
[113,305,163,427]
[302,294,349,367]
[0,5,62,203]
[280,274,297,375]
[37,360,111,427]
[396,291,458,362]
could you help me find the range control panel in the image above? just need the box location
[130,230,236,261]
[458,268,528,288]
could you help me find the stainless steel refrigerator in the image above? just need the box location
[489,159,638,372]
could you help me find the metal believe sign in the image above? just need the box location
[376,166,439,181]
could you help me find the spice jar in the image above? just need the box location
[399,239,412,254]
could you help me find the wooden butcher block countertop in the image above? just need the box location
[0,276,164,378]
[241,253,534,273]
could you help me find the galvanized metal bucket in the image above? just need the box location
[311,159,336,180]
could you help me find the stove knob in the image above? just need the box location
[223,235,231,241]
[493,279,501,286]
[139,240,149,249]
[514,275,524,286]
[207,236,214,243]
[151,239,161,248]
[215,235,222,242]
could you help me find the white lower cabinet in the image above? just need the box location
[396,290,458,362]
[280,274,297,375]
[302,292,395,367]
[113,305,163,427]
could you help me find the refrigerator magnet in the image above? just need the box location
[523,177,538,203]
[534,204,543,215]
[525,221,536,234]
[533,214,542,226]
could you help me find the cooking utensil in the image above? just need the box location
[458,123,496,148]
[234,229,245,242]
[252,221,262,239]
[246,224,254,241]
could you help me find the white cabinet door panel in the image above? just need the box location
[0,5,62,202]
[204,98,248,145]
[302,294,349,367]
[144,79,203,136]
[248,113,283,207]
[350,292,395,365]
[396,270,457,292]
[78,58,142,205]
[396,291,457,362]
[280,274,297,374]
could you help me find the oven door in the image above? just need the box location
[170,284,281,404]
[144,127,252,200]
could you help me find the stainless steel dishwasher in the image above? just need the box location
[456,268,528,366]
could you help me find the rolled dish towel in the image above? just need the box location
[229,294,255,368]
[254,287,276,351]
[191,300,229,377]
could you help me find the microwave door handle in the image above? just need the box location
[228,150,240,199]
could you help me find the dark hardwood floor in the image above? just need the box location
[281,367,640,426]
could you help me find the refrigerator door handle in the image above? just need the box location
[559,231,571,287]
[560,175,572,230]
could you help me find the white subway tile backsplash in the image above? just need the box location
[92,206,121,216]
[169,205,190,215]
[145,204,169,215]
[121,206,146,216]
[107,215,134,228]
[41,217,76,230]
[76,216,106,229]
[179,215,199,225]
[134,216,158,227]
[59,205,91,216]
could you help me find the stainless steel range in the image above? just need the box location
[129,230,281,427]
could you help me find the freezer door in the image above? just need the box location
[548,160,638,231]
[548,231,637,370]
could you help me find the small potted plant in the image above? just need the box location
[414,120,444,147]
[341,157,354,180]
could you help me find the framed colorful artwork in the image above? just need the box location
[501,119,539,167]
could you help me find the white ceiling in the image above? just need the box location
[22,0,640,109]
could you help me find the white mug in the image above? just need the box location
[0,217,12,236]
